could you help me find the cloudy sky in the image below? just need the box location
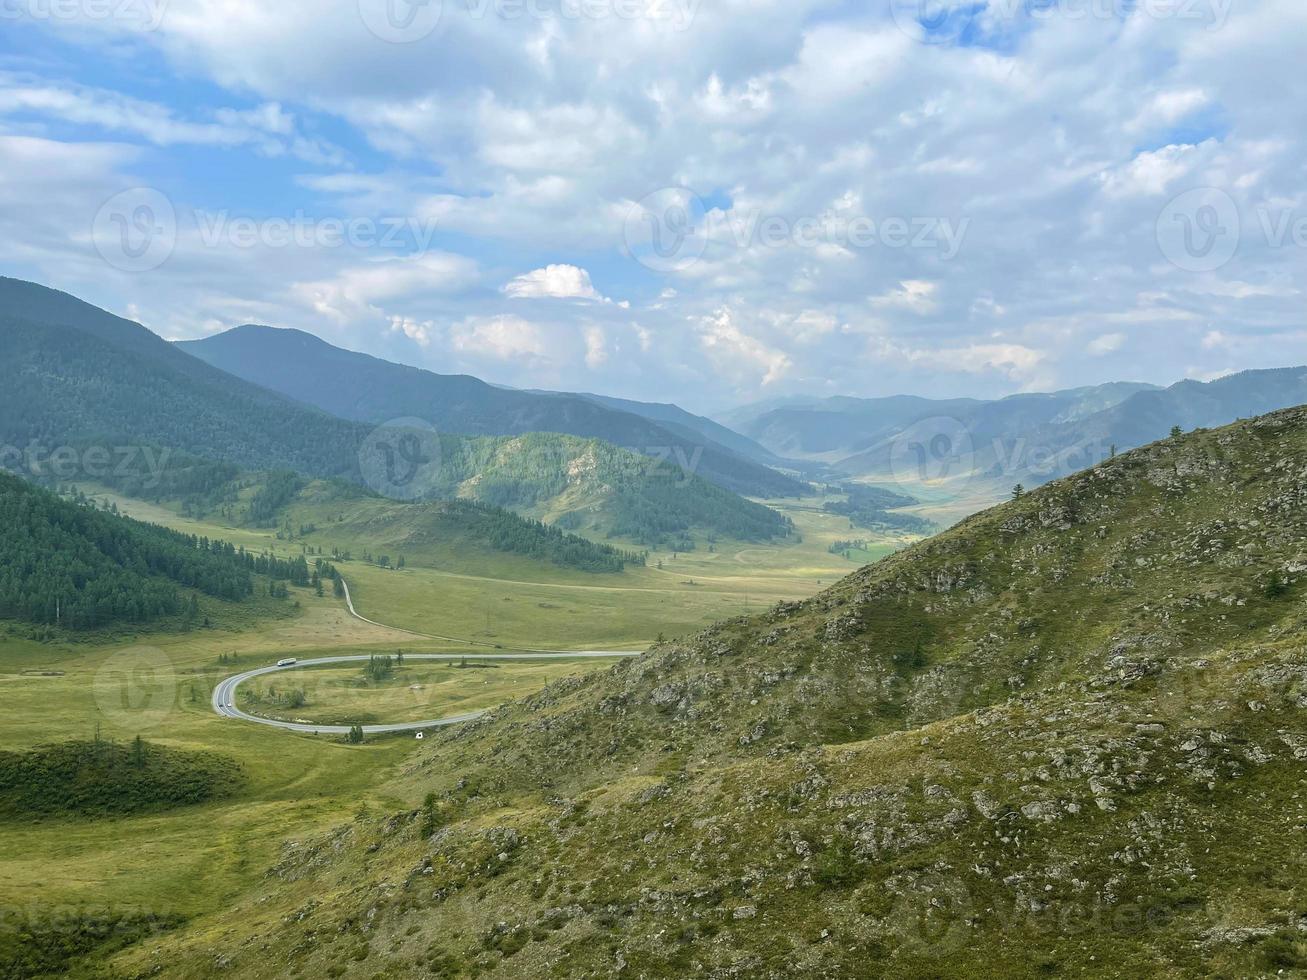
[1,0,1304,414]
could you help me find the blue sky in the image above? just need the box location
[0,0,1303,414]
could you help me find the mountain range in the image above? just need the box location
[0,277,792,547]
[729,371,1307,492]
[178,325,806,498]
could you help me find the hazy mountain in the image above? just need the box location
[838,369,1307,489]
[734,385,1157,461]
[570,391,790,468]
[737,395,986,458]
[140,406,1307,978]
[178,325,807,498]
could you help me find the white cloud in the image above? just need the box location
[1088,332,1126,355]
[583,325,608,368]
[696,308,792,388]
[389,316,432,348]
[0,73,340,163]
[504,264,605,302]
[870,281,940,315]
[1128,88,1209,133]
[293,253,479,323]
[449,315,548,361]
[1098,143,1201,198]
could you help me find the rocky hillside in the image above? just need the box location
[116,408,1307,978]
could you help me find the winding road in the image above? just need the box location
[211,652,634,735]
[212,576,637,735]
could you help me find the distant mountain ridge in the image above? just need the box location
[566,391,791,468]
[729,371,1307,490]
[178,325,806,498]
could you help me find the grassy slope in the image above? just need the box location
[116,406,1307,978]
[0,591,423,970]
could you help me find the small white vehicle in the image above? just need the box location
[276,658,298,667]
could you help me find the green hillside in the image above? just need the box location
[128,406,1307,978]
[425,433,794,546]
[175,473,648,574]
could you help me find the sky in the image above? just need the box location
[1,0,1304,415]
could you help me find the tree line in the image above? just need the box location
[0,473,311,629]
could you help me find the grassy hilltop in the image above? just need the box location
[116,405,1307,978]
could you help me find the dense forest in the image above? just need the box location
[0,738,242,819]
[450,500,644,572]
[0,474,307,629]
[246,471,307,526]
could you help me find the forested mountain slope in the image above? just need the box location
[0,278,369,480]
[0,473,304,629]
[135,406,1307,978]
